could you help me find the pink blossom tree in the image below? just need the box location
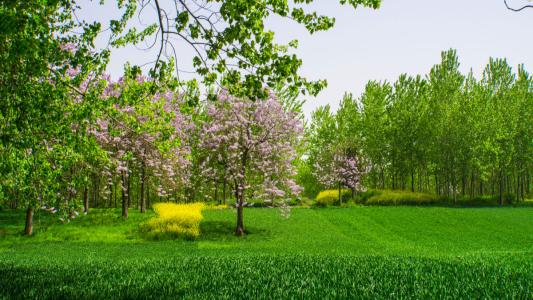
[314,149,369,204]
[200,91,303,236]
[91,74,191,218]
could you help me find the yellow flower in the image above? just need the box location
[143,202,205,239]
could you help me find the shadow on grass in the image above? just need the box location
[199,220,273,240]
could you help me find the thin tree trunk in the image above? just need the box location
[461,171,466,197]
[214,180,219,204]
[470,171,474,200]
[147,184,151,209]
[235,180,245,236]
[24,206,34,236]
[411,170,415,192]
[14,189,19,209]
[121,171,128,218]
[222,178,227,205]
[524,172,528,198]
[418,169,422,192]
[235,150,248,236]
[83,187,89,214]
[520,174,525,201]
[338,182,342,205]
[93,177,98,208]
[140,163,146,213]
[235,197,245,236]
[499,169,503,207]
[435,174,439,196]
[127,170,131,208]
[380,167,385,189]
[107,184,112,208]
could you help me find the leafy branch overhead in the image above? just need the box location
[111,0,380,98]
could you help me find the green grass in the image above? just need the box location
[1,207,533,298]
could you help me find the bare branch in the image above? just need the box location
[504,0,533,11]
[153,0,166,69]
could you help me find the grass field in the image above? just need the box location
[1,207,533,298]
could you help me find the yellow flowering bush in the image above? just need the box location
[316,189,352,206]
[141,202,205,239]
[206,204,229,210]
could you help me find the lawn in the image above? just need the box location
[1,207,533,298]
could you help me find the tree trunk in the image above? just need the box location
[235,202,245,236]
[453,174,457,204]
[147,184,151,209]
[235,180,245,236]
[462,173,466,196]
[499,169,503,207]
[470,171,475,200]
[83,187,89,214]
[380,168,385,189]
[411,170,415,192]
[235,149,248,236]
[520,174,525,201]
[222,178,227,205]
[524,172,528,198]
[24,206,34,236]
[93,177,98,208]
[140,162,146,213]
[121,171,128,218]
[338,182,342,205]
[127,170,131,208]
[214,180,219,204]
[435,174,439,196]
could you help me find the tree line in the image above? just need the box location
[0,0,381,236]
[303,50,532,205]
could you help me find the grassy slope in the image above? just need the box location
[1,207,533,298]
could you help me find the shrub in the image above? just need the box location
[316,189,352,206]
[366,190,438,206]
[447,194,517,206]
[354,189,381,204]
[140,203,205,240]
[206,204,229,210]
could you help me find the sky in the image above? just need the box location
[86,0,533,118]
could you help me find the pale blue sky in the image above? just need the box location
[86,0,533,117]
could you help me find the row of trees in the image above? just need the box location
[0,0,382,235]
[303,50,532,204]
[0,68,304,235]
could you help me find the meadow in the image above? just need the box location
[1,206,533,299]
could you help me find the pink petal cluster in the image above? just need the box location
[90,76,191,198]
[314,151,370,191]
[200,90,303,209]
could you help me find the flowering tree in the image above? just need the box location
[91,73,191,218]
[201,91,303,236]
[314,148,369,204]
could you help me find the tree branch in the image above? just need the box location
[153,0,165,68]
[504,0,533,11]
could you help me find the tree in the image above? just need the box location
[313,148,368,203]
[360,81,392,189]
[201,91,303,236]
[0,0,120,234]
[114,0,381,98]
[91,71,191,218]
[306,49,533,205]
